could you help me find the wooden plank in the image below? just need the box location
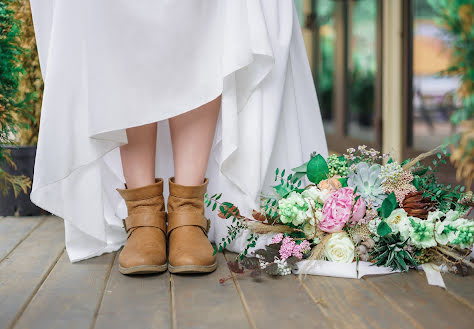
[13,251,115,329]
[0,217,65,329]
[302,274,421,329]
[171,252,251,329]
[93,253,171,329]
[224,252,333,329]
[0,216,44,262]
[364,271,473,329]
[442,272,474,309]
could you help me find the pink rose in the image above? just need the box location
[350,194,366,225]
[319,187,366,233]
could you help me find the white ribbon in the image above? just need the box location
[421,263,446,288]
[295,260,447,288]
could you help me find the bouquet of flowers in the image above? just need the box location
[205,145,473,281]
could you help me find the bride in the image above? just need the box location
[29,0,327,274]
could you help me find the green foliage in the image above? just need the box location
[338,177,348,187]
[370,234,418,272]
[204,193,244,254]
[272,167,303,198]
[238,233,258,261]
[10,0,43,146]
[411,149,469,213]
[306,154,329,184]
[377,221,392,237]
[375,192,397,237]
[378,193,397,219]
[0,0,32,196]
[426,0,473,184]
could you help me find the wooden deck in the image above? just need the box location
[0,216,473,329]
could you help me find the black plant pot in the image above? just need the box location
[0,145,43,216]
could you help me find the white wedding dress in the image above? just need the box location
[29,0,327,262]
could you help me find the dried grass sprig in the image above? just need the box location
[245,221,298,234]
[434,245,474,269]
[402,145,443,170]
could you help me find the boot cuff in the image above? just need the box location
[117,178,163,201]
[168,177,208,198]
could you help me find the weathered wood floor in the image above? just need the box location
[1,216,473,329]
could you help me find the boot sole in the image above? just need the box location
[119,263,168,275]
[168,262,217,274]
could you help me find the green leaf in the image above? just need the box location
[377,220,392,237]
[338,177,348,187]
[379,193,397,219]
[272,182,292,198]
[412,176,420,189]
[291,161,308,173]
[412,167,428,176]
[306,154,329,184]
[212,203,217,211]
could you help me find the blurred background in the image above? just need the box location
[294,0,472,188]
[0,0,472,216]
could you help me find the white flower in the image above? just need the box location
[445,210,461,222]
[278,191,310,226]
[301,186,331,204]
[385,208,411,240]
[325,232,355,263]
[368,217,381,235]
[435,221,458,245]
[274,257,292,275]
[427,210,444,222]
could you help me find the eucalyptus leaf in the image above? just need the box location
[272,182,292,198]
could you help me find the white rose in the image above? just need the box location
[386,208,411,240]
[325,232,355,263]
[301,186,331,205]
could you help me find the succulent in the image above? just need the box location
[370,233,418,272]
[347,162,387,207]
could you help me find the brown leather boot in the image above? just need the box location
[167,177,217,273]
[116,178,168,274]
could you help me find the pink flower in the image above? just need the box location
[350,195,366,224]
[277,237,312,260]
[272,233,284,244]
[279,237,295,259]
[319,187,366,233]
[292,240,312,259]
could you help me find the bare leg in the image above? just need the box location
[120,122,157,189]
[169,95,222,186]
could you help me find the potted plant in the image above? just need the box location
[0,0,43,216]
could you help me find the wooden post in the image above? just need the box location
[382,0,404,161]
